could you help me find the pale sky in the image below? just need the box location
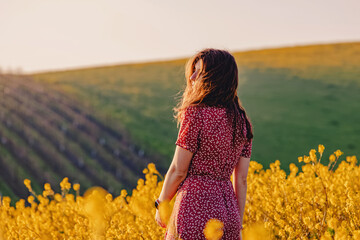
[0,0,359,74]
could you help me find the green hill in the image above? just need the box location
[1,41,359,200]
[30,41,360,166]
[0,74,162,201]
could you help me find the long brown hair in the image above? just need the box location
[173,48,253,143]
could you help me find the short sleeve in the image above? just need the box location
[240,138,252,158]
[175,106,203,153]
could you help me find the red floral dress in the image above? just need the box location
[165,105,253,240]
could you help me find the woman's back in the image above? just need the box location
[165,105,252,239]
[175,105,252,183]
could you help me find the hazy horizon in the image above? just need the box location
[1,0,359,74]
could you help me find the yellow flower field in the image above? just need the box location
[0,144,359,240]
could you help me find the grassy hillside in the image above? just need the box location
[29,42,360,172]
[0,74,162,200]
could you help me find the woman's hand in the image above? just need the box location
[155,209,166,228]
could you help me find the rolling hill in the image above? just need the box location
[30,41,360,165]
[0,74,166,201]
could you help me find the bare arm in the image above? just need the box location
[232,156,251,226]
[158,146,193,202]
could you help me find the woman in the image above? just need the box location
[155,48,253,240]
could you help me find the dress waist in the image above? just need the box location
[186,174,230,182]
[177,174,231,192]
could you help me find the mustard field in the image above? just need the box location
[0,144,359,240]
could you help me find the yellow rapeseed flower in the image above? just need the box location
[348,156,357,165]
[27,195,35,204]
[60,177,71,191]
[334,150,343,158]
[321,231,333,240]
[106,193,113,202]
[44,183,51,191]
[318,144,325,155]
[303,216,311,226]
[158,200,172,226]
[304,156,311,164]
[120,189,127,198]
[327,218,338,230]
[42,183,54,197]
[243,222,272,240]
[309,149,317,162]
[147,163,159,175]
[203,218,224,240]
[43,190,54,198]
[54,193,62,202]
[24,179,32,192]
[73,183,80,191]
[329,154,336,162]
[83,186,109,238]
[353,230,360,239]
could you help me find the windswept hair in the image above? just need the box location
[173,48,253,142]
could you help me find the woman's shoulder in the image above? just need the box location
[185,104,228,120]
[201,105,228,114]
[181,105,204,122]
[191,105,229,123]
[188,104,227,111]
